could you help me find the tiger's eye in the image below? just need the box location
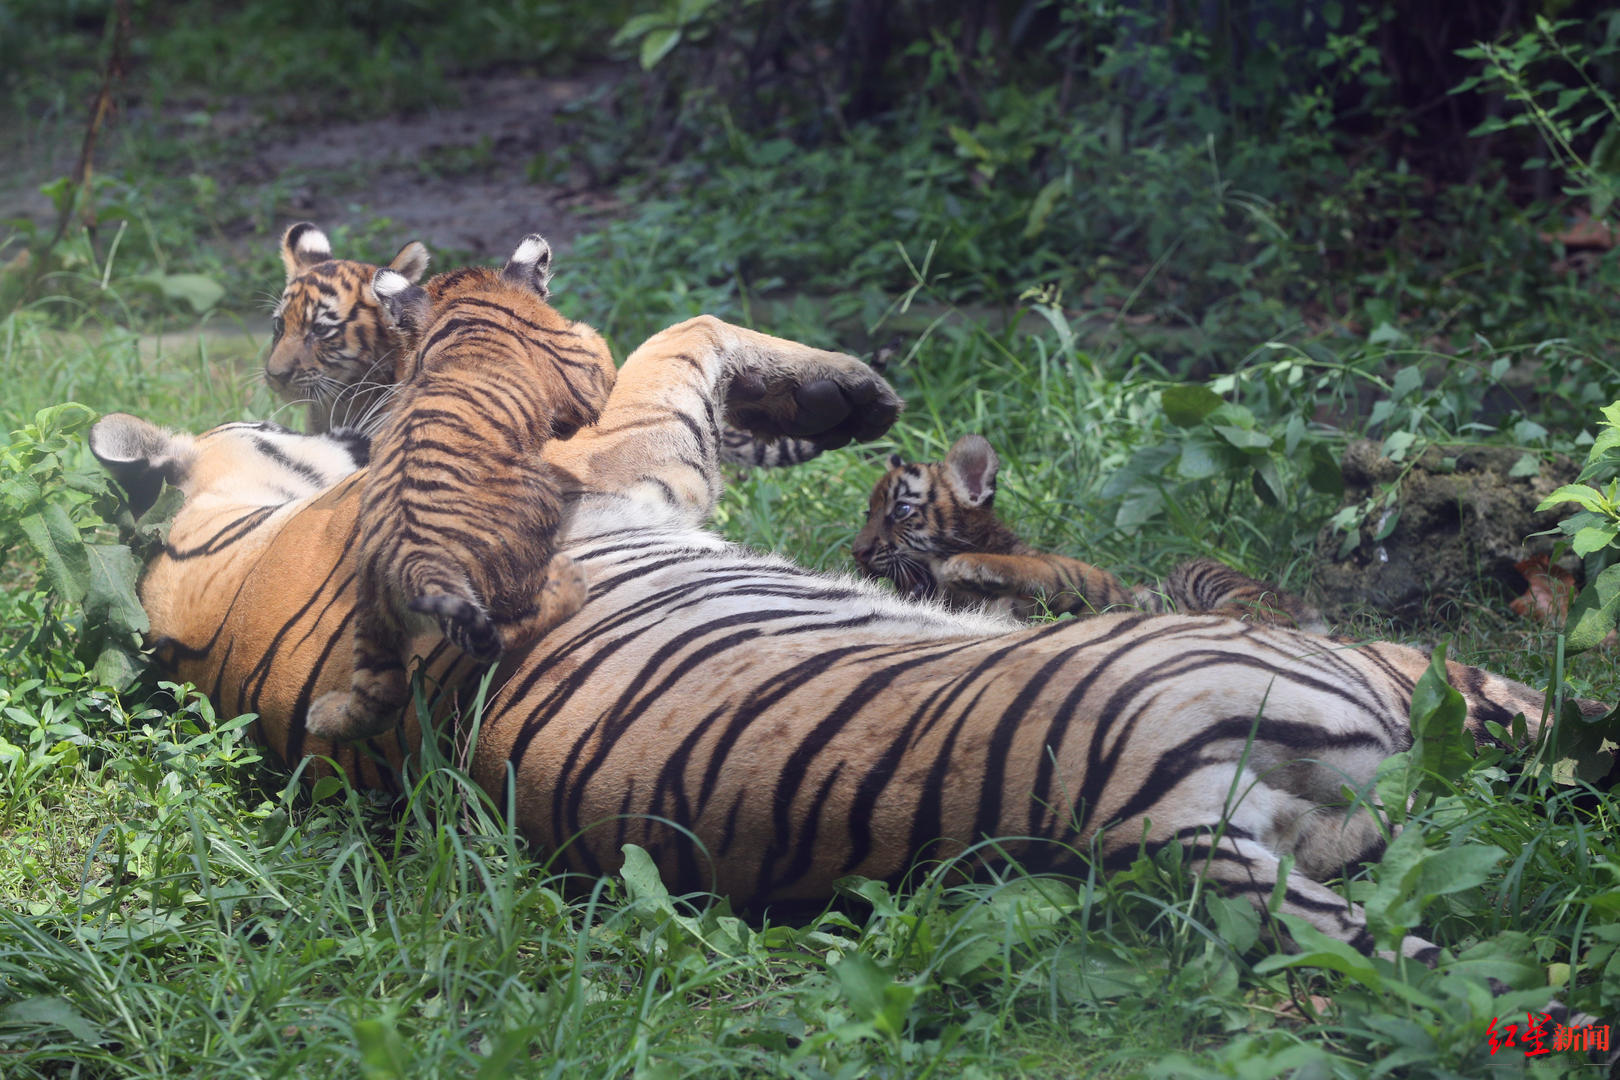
[271,315,285,341]
[892,502,914,520]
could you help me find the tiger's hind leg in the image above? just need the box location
[545,316,901,523]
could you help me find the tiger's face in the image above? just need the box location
[266,222,430,432]
[89,413,368,518]
[852,434,1003,598]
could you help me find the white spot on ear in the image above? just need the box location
[511,234,550,267]
[372,268,409,299]
[297,228,331,257]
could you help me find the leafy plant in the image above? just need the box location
[1538,400,1620,652]
[0,403,158,688]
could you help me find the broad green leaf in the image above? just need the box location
[1539,483,1607,513]
[1176,439,1224,480]
[1383,430,1416,459]
[947,124,991,162]
[1161,384,1223,428]
[1508,452,1542,479]
[620,843,673,909]
[1367,322,1406,346]
[1283,414,1306,456]
[354,1016,408,1079]
[610,12,671,46]
[84,543,148,635]
[18,504,89,602]
[0,471,42,511]
[310,775,344,802]
[1254,915,1383,989]
[1101,444,1176,499]
[1565,563,1620,653]
[1210,424,1271,450]
[639,26,682,69]
[1513,419,1548,443]
[93,643,143,690]
[832,953,917,1037]
[1573,524,1619,557]
[1204,894,1259,953]
[0,996,105,1044]
[1052,943,1151,1003]
[1408,644,1475,785]
[1114,488,1164,531]
[1390,365,1422,401]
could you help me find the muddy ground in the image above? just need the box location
[1314,440,1578,623]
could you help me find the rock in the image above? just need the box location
[1312,440,1579,623]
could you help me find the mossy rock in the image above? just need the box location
[1313,441,1578,623]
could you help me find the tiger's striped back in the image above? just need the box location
[854,434,1325,630]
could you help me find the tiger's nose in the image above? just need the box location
[852,539,875,570]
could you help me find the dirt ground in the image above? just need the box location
[1313,440,1578,622]
[1,70,630,262]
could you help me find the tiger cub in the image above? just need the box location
[305,234,618,742]
[268,222,431,434]
[853,434,1326,631]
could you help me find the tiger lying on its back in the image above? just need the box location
[94,315,1611,981]
[304,233,617,742]
[268,222,432,434]
[854,434,1326,631]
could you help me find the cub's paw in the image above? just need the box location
[726,351,902,452]
[497,555,589,653]
[305,690,388,742]
[410,592,500,661]
[541,553,590,619]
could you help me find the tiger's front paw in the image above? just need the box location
[726,351,902,452]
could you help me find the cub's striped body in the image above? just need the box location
[95,317,1600,965]
[855,434,1325,630]
[267,222,431,434]
[305,235,616,742]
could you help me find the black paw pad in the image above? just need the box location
[791,379,853,441]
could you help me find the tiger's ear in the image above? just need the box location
[370,269,432,333]
[387,240,430,283]
[501,233,553,299]
[886,453,904,469]
[280,222,332,281]
[89,413,194,518]
[943,434,998,508]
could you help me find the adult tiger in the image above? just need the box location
[92,316,1605,964]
